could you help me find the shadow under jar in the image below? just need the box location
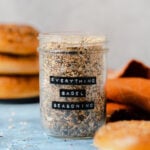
[38,34,107,138]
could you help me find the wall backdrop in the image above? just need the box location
[0,0,149,68]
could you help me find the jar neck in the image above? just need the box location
[38,34,107,52]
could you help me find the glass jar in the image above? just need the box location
[38,34,107,138]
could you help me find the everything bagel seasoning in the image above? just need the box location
[38,34,107,138]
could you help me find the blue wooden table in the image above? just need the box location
[0,100,97,150]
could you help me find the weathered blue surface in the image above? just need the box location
[0,101,97,150]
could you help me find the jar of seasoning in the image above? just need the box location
[38,34,107,138]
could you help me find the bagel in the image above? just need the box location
[0,24,38,55]
[0,75,39,99]
[0,53,39,74]
[94,121,150,150]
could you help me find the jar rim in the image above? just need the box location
[38,33,106,44]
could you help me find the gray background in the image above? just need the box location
[0,0,150,68]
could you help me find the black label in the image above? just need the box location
[52,101,94,110]
[50,76,96,85]
[60,89,86,97]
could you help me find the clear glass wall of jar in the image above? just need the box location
[38,34,107,138]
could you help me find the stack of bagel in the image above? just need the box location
[0,24,39,99]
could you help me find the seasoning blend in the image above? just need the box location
[38,34,107,138]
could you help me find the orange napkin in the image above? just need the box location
[108,59,150,79]
[106,60,150,122]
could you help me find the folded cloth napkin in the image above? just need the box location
[106,59,150,122]
[108,59,150,79]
